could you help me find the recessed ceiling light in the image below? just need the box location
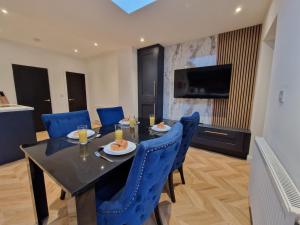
[235,6,242,14]
[94,42,99,47]
[33,38,41,43]
[140,37,145,43]
[74,49,79,53]
[1,9,8,14]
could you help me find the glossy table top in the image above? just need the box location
[21,119,175,196]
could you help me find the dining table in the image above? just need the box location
[21,119,176,225]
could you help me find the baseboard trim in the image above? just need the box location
[247,154,253,161]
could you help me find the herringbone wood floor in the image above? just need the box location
[0,131,250,225]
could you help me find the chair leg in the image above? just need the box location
[154,205,163,225]
[168,172,176,203]
[60,190,66,200]
[178,166,185,185]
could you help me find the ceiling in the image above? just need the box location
[0,0,271,59]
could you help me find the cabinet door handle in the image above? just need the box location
[43,99,51,102]
[204,130,228,136]
[68,98,75,101]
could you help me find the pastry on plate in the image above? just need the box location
[157,122,166,129]
[111,140,128,151]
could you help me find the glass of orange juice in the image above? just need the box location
[115,124,123,141]
[129,116,136,128]
[78,125,88,145]
[149,114,155,127]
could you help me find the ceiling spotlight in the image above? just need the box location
[94,42,99,47]
[235,6,242,14]
[1,9,8,14]
[33,37,41,43]
[140,37,145,43]
[74,49,79,53]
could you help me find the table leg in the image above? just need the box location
[27,157,49,225]
[68,187,97,225]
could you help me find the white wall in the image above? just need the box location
[249,0,279,158]
[87,48,138,122]
[263,0,300,188]
[87,51,119,121]
[118,48,138,117]
[0,39,88,113]
[0,40,138,123]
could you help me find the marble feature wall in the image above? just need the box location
[163,36,217,124]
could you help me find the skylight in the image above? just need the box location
[112,0,157,14]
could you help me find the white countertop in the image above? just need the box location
[0,105,34,113]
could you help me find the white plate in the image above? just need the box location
[151,124,171,132]
[119,119,130,125]
[103,141,136,156]
[67,129,96,139]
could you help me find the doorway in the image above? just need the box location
[12,64,52,131]
[66,72,87,112]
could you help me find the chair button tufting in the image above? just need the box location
[135,205,141,213]
[136,194,142,202]
[147,173,154,179]
[152,195,156,201]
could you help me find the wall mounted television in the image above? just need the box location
[174,64,232,99]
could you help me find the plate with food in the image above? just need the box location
[67,129,96,139]
[119,117,130,125]
[103,140,136,156]
[151,122,171,132]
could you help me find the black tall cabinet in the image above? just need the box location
[138,44,164,120]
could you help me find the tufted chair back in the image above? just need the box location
[97,106,124,126]
[96,122,183,225]
[41,110,92,138]
[172,112,199,171]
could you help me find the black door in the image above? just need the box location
[138,44,164,120]
[12,64,52,131]
[66,72,87,112]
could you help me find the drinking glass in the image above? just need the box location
[80,144,89,161]
[149,114,155,127]
[78,125,88,145]
[129,116,136,128]
[115,124,123,141]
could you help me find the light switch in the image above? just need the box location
[279,90,285,104]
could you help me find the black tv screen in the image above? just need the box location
[174,64,232,99]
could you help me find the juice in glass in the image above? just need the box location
[129,116,136,128]
[78,125,88,145]
[115,124,123,141]
[149,114,155,127]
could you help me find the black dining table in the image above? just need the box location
[21,119,175,225]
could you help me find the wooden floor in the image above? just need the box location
[0,131,250,225]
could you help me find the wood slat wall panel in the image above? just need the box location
[212,25,262,129]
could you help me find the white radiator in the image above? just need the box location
[249,137,300,225]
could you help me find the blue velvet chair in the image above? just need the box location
[168,112,200,203]
[96,122,183,225]
[41,110,92,200]
[41,110,92,138]
[96,106,124,127]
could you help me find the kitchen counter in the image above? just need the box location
[0,104,34,113]
[0,106,36,165]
